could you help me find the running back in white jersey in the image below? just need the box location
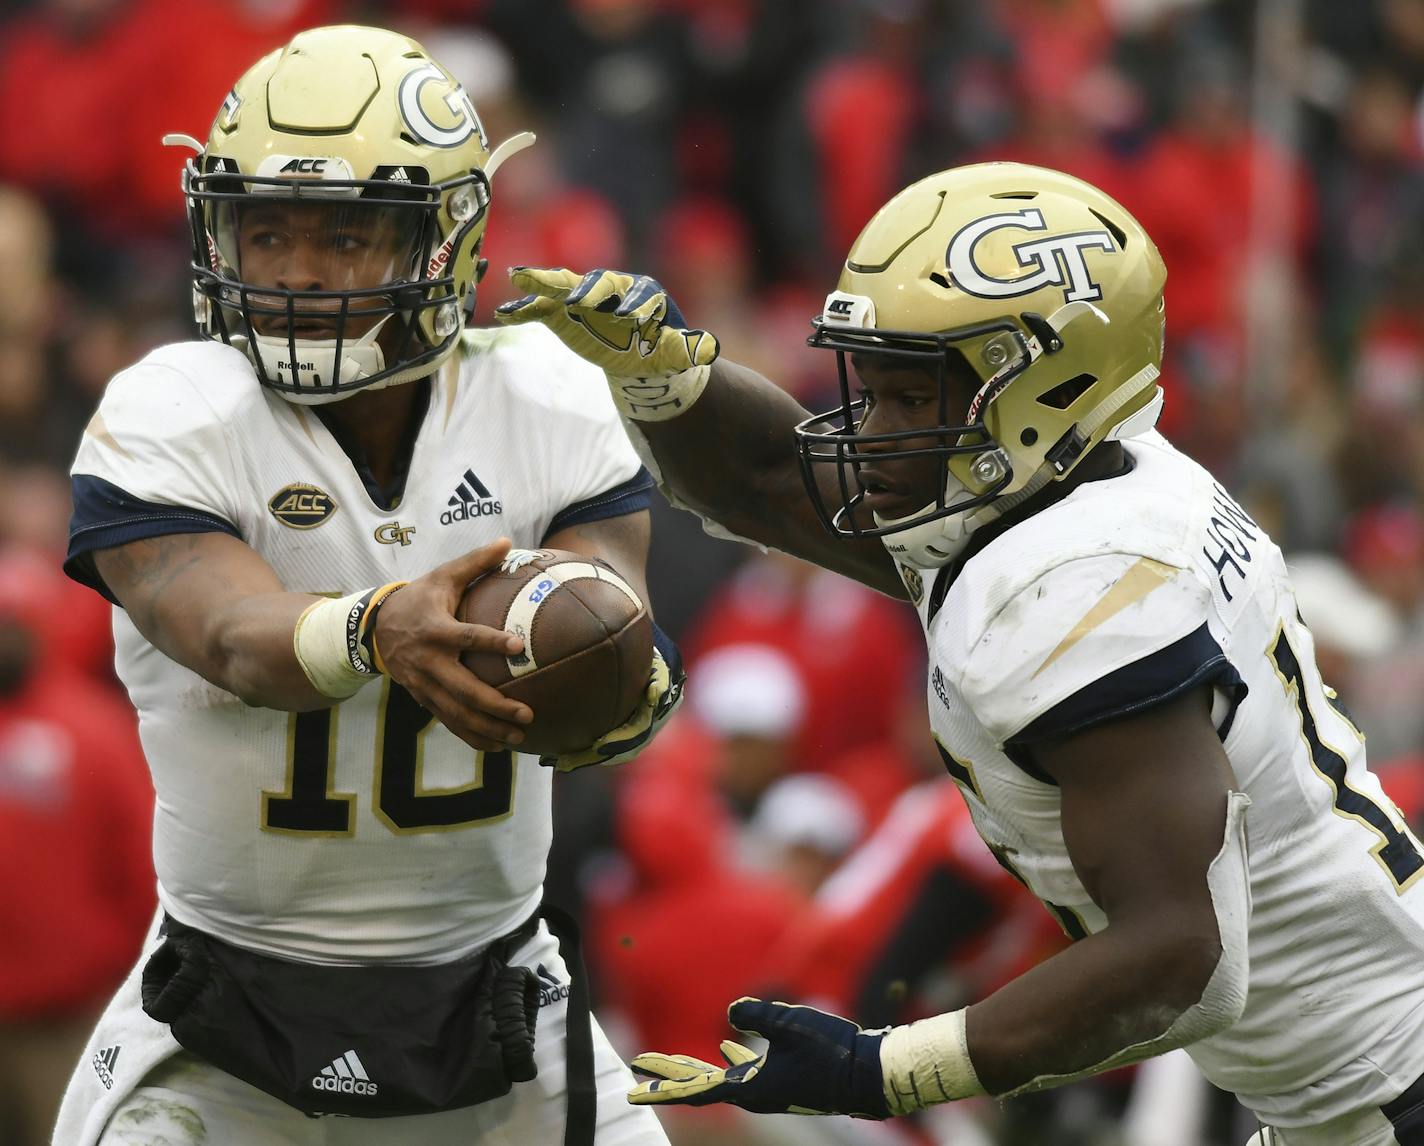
[916,430,1424,1129]
[66,324,650,964]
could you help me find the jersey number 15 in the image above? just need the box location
[1271,627,1424,892]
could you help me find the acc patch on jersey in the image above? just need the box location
[898,563,925,605]
[268,483,338,529]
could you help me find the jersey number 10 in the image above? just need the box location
[262,680,515,835]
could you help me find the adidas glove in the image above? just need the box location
[541,648,683,773]
[494,267,719,421]
[627,997,892,1119]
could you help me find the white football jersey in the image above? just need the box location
[915,430,1424,1128]
[67,326,649,965]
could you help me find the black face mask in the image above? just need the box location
[0,625,36,698]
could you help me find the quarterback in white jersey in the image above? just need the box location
[56,26,673,1146]
[503,164,1424,1145]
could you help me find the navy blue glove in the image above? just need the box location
[627,997,891,1119]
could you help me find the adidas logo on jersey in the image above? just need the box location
[536,962,570,1008]
[311,1049,379,1097]
[932,665,952,710]
[92,1045,120,1090]
[441,468,503,524]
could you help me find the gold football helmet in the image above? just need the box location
[166,25,533,404]
[796,163,1167,567]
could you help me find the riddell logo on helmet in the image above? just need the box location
[426,235,457,279]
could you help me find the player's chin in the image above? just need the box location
[858,489,924,517]
[247,303,385,341]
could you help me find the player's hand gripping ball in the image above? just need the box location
[458,549,653,758]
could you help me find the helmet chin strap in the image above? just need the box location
[874,482,1014,569]
[876,364,1162,570]
[231,315,436,405]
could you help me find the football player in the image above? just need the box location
[55,26,678,1146]
[498,164,1424,1145]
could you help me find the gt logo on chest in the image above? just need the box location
[374,521,417,547]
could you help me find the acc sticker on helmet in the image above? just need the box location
[269,483,338,529]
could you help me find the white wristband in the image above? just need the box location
[607,365,709,421]
[293,590,382,700]
[880,1008,987,1115]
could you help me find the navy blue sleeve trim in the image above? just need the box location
[65,474,241,605]
[651,618,683,682]
[543,468,655,537]
[1007,622,1249,751]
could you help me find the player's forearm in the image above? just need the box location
[94,535,334,711]
[636,358,814,542]
[205,592,333,710]
[635,360,902,594]
[963,918,1225,1095]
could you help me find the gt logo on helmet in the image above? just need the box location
[398,63,486,150]
[946,208,1115,304]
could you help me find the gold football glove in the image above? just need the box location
[541,648,683,773]
[495,267,719,421]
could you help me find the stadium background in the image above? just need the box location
[3,0,1424,1143]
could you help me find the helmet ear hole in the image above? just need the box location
[1020,428,1039,446]
[1037,373,1097,410]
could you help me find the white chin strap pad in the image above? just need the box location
[874,472,999,569]
[247,320,387,404]
[235,318,408,406]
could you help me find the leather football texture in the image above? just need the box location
[459,549,652,756]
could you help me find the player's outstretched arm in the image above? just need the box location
[627,686,1248,1117]
[495,267,902,599]
[95,533,533,752]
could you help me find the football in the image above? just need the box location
[458,548,653,757]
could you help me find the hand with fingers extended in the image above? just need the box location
[494,267,719,421]
[371,538,534,753]
[627,997,892,1119]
